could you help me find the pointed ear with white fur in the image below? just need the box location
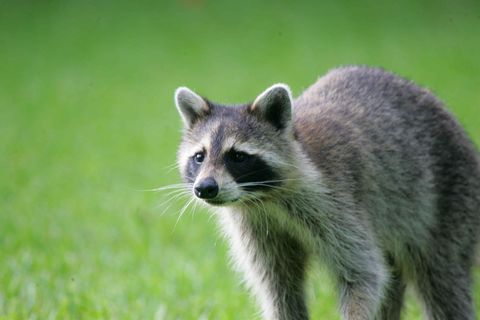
[174,87,210,128]
[249,84,293,130]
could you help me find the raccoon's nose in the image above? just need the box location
[194,177,219,199]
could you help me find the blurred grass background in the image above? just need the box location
[1,0,479,318]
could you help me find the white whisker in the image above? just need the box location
[141,183,192,192]
[172,196,196,233]
[157,191,192,216]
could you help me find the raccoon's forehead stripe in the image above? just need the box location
[190,123,228,157]
[210,124,226,158]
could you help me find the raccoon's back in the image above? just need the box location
[293,66,480,238]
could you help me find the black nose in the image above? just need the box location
[194,177,219,199]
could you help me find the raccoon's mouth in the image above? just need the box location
[204,198,238,206]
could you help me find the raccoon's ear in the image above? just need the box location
[174,87,210,128]
[249,84,293,130]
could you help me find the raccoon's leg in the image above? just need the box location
[414,249,475,320]
[335,255,387,320]
[413,195,477,320]
[374,260,406,320]
[221,213,310,320]
[318,217,388,320]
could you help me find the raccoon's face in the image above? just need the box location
[175,84,295,206]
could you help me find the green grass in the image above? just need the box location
[1,0,479,318]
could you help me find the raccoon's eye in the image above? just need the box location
[193,152,205,164]
[227,150,248,163]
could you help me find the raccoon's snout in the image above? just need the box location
[194,177,219,199]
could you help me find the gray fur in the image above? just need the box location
[175,66,480,320]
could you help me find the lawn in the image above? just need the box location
[1,0,479,319]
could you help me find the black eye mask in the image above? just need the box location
[224,151,280,191]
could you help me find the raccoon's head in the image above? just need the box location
[175,84,297,206]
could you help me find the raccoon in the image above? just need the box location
[174,66,480,320]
